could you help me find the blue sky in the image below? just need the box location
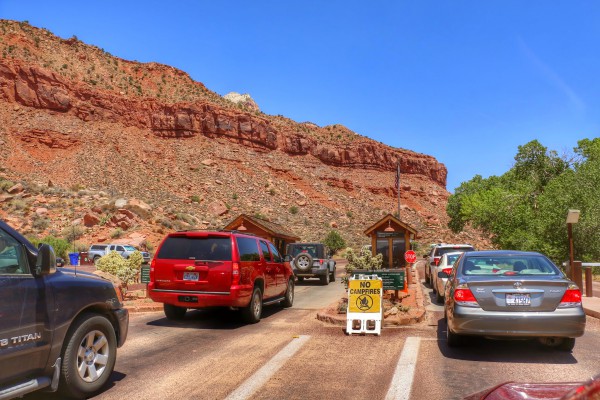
[1,1,598,191]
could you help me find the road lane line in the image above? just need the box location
[225,335,311,400]
[385,336,421,400]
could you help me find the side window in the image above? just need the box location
[117,246,125,252]
[236,237,260,262]
[259,241,271,261]
[0,231,29,275]
[268,243,283,263]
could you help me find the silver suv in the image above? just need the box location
[285,243,336,285]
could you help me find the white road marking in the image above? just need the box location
[385,336,421,400]
[225,335,311,400]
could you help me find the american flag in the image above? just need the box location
[395,160,400,190]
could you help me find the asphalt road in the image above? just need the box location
[27,264,600,400]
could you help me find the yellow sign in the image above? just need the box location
[348,279,382,313]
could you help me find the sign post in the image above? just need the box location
[404,250,416,287]
[346,274,383,336]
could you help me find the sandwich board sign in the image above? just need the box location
[346,275,383,336]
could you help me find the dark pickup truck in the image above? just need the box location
[0,219,128,399]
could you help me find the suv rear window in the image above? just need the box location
[157,236,232,261]
[90,245,107,250]
[289,245,319,258]
[236,237,260,262]
[462,255,559,276]
[435,246,473,257]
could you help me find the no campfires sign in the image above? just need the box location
[348,278,382,313]
[404,250,417,264]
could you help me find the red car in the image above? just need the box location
[464,374,600,400]
[148,230,294,323]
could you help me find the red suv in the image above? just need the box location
[148,230,294,323]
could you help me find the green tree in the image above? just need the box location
[323,230,346,254]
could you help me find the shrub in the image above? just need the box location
[342,247,383,286]
[190,195,201,203]
[323,230,346,254]
[289,206,299,215]
[61,225,85,242]
[28,235,71,259]
[31,215,50,231]
[111,228,123,239]
[96,251,141,287]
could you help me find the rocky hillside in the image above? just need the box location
[0,20,490,252]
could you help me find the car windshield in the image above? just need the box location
[437,247,473,257]
[461,255,560,276]
[157,237,232,261]
[290,245,318,258]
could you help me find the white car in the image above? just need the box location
[431,251,463,303]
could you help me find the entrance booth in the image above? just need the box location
[224,214,300,254]
[363,214,417,269]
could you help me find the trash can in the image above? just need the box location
[68,252,80,266]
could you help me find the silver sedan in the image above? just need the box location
[443,250,586,351]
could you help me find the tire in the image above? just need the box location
[540,337,576,352]
[93,256,101,265]
[164,304,187,320]
[330,267,336,282]
[557,338,576,351]
[446,324,464,347]
[59,314,117,399]
[282,279,294,308]
[295,253,313,272]
[435,288,444,304]
[320,269,330,285]
[241,287,263,324]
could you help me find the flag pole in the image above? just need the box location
[396,158,400,220]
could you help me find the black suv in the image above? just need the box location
[0,219,129,399]
[285,243,336,285]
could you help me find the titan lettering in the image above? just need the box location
[1,332,42,346]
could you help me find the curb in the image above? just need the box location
[316,266,427,327]
[124,303,163,313]
[583,306,600,320]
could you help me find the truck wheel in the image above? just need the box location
[59,314,117,399]
[282,278,294,308]
[93,256,101,265]
[164,304,187,320]
[320,270,330,285]
[241,287,263,324]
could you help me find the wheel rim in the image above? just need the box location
[287,281,294,303]
[77,330,110,383]
[253,291,262,318]
[297,256,310,270]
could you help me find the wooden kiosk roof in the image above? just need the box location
[364,214,418,237]
[224,214,300,241]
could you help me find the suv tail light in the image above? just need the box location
[232,262,240,285]
[150,258,156,282]
[454,284,479,307]
[434,257,441,266]
[558,284,582,308]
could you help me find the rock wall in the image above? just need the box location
[0,59,447,187]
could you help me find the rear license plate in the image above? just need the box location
[183,272,199,281]
[506,293,530,306]
[178,295,198,303]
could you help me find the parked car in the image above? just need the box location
[148,230,294,323]
[443,250,586,350]
[88,244,109,264]
[55,256,65,267]
[425,243,474,285]
[431,251,463,303]
[89,243,151,264]
[463,373,600,400]
[285,242,336,285]
[0,219,129,399]
[106,244,151,264]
